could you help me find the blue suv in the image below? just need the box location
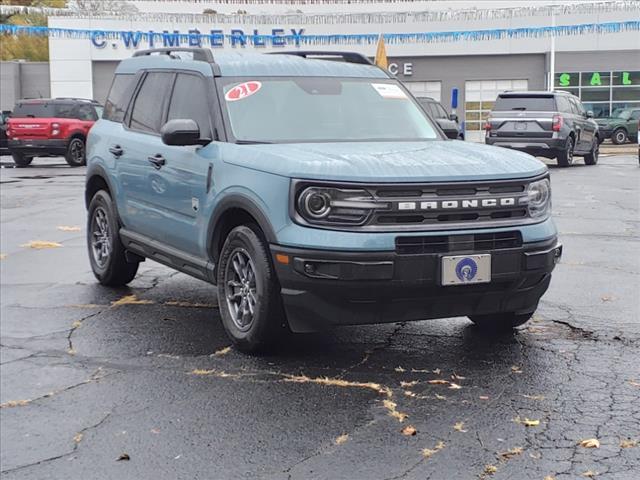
[86,48,562,352]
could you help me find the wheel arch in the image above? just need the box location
[85,166,115,209]
[207,194,278,267]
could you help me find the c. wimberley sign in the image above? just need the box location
[91,28,306,49]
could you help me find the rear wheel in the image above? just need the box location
[584,136,599,165]
[469,312,533,331]
[557,136,574,167]
[87,190,139,286]
[611,128,628,145]
[12,152,33,168]
[65,137,86,167]
[217,225,287,353]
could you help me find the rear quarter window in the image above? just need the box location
[494,96,557,112]
[104,74,135,123]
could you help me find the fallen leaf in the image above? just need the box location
[21,240,62,249]
[73,433,83,444]
[628,380,640,387]
[582,471,597,478]
[400,380,418,388]
[498,446,523,459]
[383,399,408,422]
[428,379,449,385]
[403,390,417,398]
[483,464,498,475]
[453,421,468,432]
[449,383,463,390]
[213,346,231,356]
[522,394,546,401]
[71,320,82,328]
[544,476,556,480]
[116,453,130,461]
[0,399,31,408]
[67,349,76,356]
[401,425,417,436]
[432,368,442,375]
[620,439,637,448]
[579,438,600,449]
[150,428,160,434]
[0,253,6,260]
[600,295,614,302]
[284,374,392,397]
[335,433,349,445]
[394,366,406,372]
[421,441,445,459]
[435,394,446,400]
[174,454,181,460]
[511,365,523,374]
[514,416,540,427]
[479,395,489,400]
[164,300,215,308]
[111,295,154,307]
[452,373,466,380]
[57,225,81,232]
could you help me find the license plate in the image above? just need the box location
[514,122,527,130]
[441,254,491,286]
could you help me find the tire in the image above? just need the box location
[217,225,287,353]
[87,190,139,286]
[583,136,599,165]
[65,137,86,167]
[468,312,533,331]
[12,152,33,168]
[611,128,628,145]
[556,136,574,167]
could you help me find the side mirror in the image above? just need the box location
[449,113,459,122]
[586,111,594,119]
[160,119,204,146]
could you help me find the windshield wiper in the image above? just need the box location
[235,140,273,145]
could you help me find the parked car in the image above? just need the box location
[595,108,640,144]
[485,91,599,167]
[86,48,562,353]
[0,111,10,155]
[7,98,103,167]
[416,97,464,139]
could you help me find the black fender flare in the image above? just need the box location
[207,193,278,263]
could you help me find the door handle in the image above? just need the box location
[147,154,166,169]
[109,145,124,157]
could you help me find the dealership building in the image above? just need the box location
[10,0,640,141]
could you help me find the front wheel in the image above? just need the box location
[87,190,139,286]
[584,137,599,165]
[468,312,533,331]
[217,225,287,353]
[12,152,33,168]
[65,137,86,167]
[611,128,628,145]
[556,137,574,167]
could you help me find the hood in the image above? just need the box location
[224,140,547,183]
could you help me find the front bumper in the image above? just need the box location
[8,139,67,156]
[271,238,562,332]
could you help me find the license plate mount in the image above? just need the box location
[441,254,491,286]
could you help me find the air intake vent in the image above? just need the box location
[395,231,522,255]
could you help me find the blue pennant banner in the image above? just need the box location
[0,21,639,46]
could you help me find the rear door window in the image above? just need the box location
[129,72,174,134]
[167,73,212,139]
[104,74,135,123]
[494,95,556,111]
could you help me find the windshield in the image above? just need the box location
[220,77,439,143]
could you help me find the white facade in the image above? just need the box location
[47,1,640,100]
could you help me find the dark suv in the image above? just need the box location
[485,91,599,167]
[416,97,464,140]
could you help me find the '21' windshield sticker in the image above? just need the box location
[225,81,262,102]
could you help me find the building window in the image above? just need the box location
[404,81,442,102]
[555,70,640,118]
[464,79,528,142]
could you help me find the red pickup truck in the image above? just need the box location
[7,98,103,167]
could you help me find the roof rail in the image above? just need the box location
[133,47,214,63]
[55,97,99,103]
[270,51,373,66]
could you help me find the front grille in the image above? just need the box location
[395,231,523,255]
[370,179,530,228]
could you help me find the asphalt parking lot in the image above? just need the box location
[1,152,639,480]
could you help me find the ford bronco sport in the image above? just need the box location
[86,48,562,353]
[7,98,102,167]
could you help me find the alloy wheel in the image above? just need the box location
[90,206,111,268]
[224,248,258,331]
[70,139,85,164]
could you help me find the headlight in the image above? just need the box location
[526,178,551,218]
[296,186,386,225]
